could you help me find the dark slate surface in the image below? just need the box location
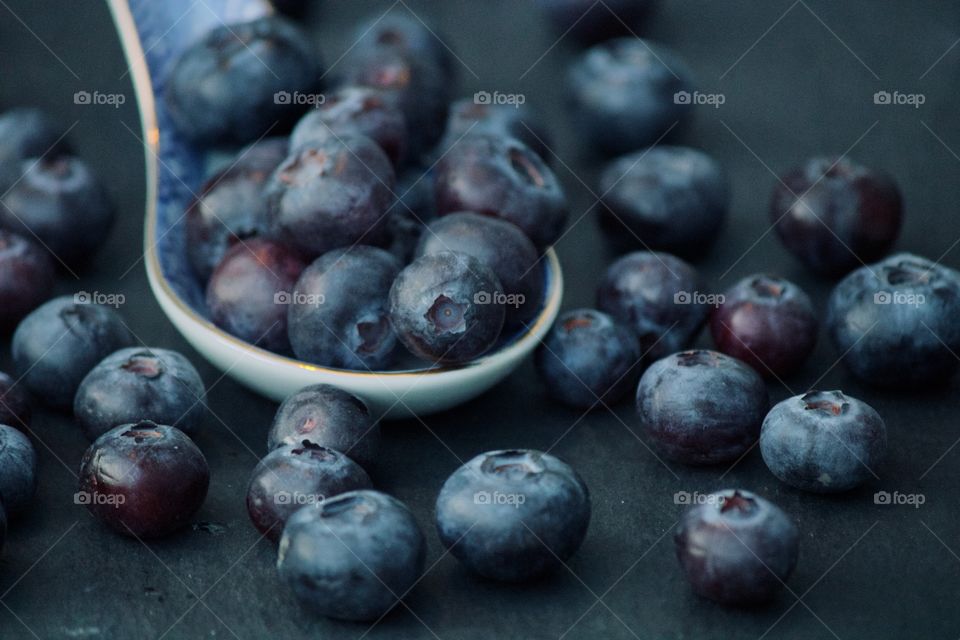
[1,1,959,638]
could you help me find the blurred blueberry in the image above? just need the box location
[0,424,37,514]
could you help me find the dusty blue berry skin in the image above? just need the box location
[568,38,695,155]
[165,16,322,145]
[761,391,886,493]
[277,490,426,622]
[246,442,372,542]
[637,350,769,465]
[185,137,289,281]
[74,347,207,442]
[434,134,568,249]
[710,274,818,378]
[0,424,38,514]
[267,384,380,469]
[440,99,552,162]
[0,107,70,191]
[536,309,641,408]
[389,251,505,364]
[827,253,960,388]
[435,449,591,582]
[414,212,544,325]
[596,251,707,362]
[290,86,407,167]
[288,247,401,371]
[265,135,396,260]
[599,146,729,256]
[675,489,799,606]
[12,297,135,410]
[0,156,114,269]
[770,157,903,277]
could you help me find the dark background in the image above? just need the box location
[2,1,960,638]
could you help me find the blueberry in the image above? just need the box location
[535,0,656,44]
[165,16,322,145]
[277,490,426,621]
[0,424,38,514]
[710,275,818,378]
[0,155,114,269]
[389,251,505,364]
[350,12,454,80]
[206,238,308,353]
[760,390,885,493]
[770,157,903,277]
[0,229,55,331]
[335,45,450,162]
[675,489,799,606]
[186,137,288,281]
[415,212,544,325]
[77,422,209,538]
[536,309,641,408]
[0,501,5,555]
[0,371,31,430]
[267,384,381,469]
[74,347,207,442]
[598,146,728,256]
[596,251,707,361]
[434,134,568,249]
[246,441,371,542]
[440,98,551,161]
[12,296,134,410]
[265,135,395,260]
[568,38,695,155]
[827,253,960,387]
[436,449,590,582]
[636,350,768,465]
[0,107,70,191]
[290,86,407,167]
[288,247,400,370]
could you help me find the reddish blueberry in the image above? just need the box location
[246,441,372,542]
[0,229,55,332]
[675,489,799,606]
[77,422,209,538]
[206,238,308,354]
[770,157,903,277]
[0,371,31,430]
[710,275,818,378]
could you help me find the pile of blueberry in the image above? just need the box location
[173,12,562,368]
[0,0,953,624]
